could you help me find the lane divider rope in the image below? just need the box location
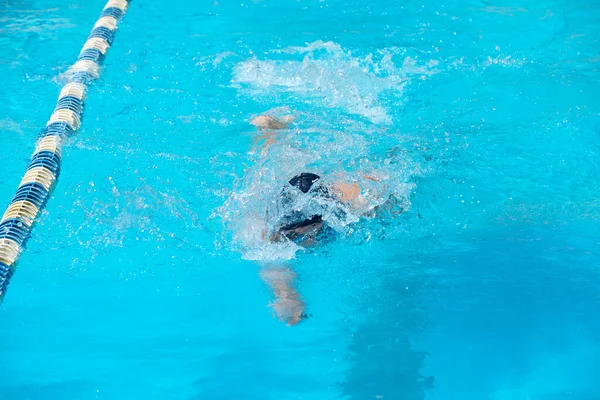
[0,0,131,300]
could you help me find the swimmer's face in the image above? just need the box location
[272,173,327,247]
[270,220,324,247]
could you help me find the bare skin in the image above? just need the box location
[260,267,305,326]
[332,174,382,211]
[250,115,295,156]
[332,181,361,202]
[251,115,294,130]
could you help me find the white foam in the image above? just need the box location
[231,41,437,124]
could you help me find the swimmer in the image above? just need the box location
[249,113,389,325]
[251,113,376,246]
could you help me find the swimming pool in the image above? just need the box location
[1,0,599,398]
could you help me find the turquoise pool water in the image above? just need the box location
[1,0,600,398]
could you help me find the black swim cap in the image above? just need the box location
[288,173,320,193]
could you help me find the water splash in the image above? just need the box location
[216,113,419,261]
[67,176,202,268]
[232,41,438,124]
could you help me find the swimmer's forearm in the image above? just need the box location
[260,266,305,325]
[260,266,299,299]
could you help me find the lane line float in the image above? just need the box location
[0,0,131,299]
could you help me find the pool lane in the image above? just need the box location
[0,0,131,300]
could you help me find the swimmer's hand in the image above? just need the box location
[250,115,294,130]
[271,298,306,326]
[250,113,294,156]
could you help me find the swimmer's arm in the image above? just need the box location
[260,265,305,326]
[332,175,384,212]
[250,115,294,155]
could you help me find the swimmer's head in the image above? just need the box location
[271,172,329,247]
